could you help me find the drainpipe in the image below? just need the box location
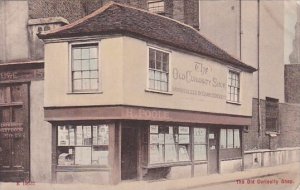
[239,0,242,60]
[257,0,261,139]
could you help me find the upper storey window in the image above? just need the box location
[148,48,169,92]
[71,44,99,92]
[227,70,240,103]
[147,1,165,14]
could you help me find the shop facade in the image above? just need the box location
[40,2,255,184]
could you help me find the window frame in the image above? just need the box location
[56,124,110,168]
[68,41,101,94]
[146,46,172,94]
[220,128,241,149]
[227,69,241,104]
[147,0,165,14]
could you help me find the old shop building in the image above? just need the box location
[38,2,255,184]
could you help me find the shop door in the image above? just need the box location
[208,128,219,174]
[121,127,138,180]
[0,84,30,182]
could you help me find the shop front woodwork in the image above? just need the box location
[0,83,30,182]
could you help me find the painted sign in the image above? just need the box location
[172,62,227,100]
[0,68,44,82]
[0,122,24,138]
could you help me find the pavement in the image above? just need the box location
[0,162,299,190]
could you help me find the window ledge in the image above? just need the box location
[145,89,173,95]
[56,166,110,172]
[67,91,103,95]
[226,101,241,105]
[143,161,192,169]
[265,131,280,136]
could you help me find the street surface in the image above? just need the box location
[191,171,300,190]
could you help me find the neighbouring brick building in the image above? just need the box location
[0,0,300,184]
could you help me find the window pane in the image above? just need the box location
[82,48,89,59]
[82,79,90,90]
[73,72,81,79]
[155,71,161,80]
[83,126,92,145]
[149,79,155,89]
[149,49,155,69]
[57,147,75,166]
[92,148,108,166]
[161,82,168,92]
[149,70,155,79]
[161,73,167,82]
[90,59,98,70]
[73,48,81,59]
[82,71,90,78]
[73,60,81,71]
[227,129,234,148]
[75,147,91,165]
[165,144,177,162]
[73,79,82,90]
[194,128,206,144]
[69,126,75,146]
[155,80,160,90]
[194,145,207,160]
[220,129,226,149]
[76,126,83,145]
[82,60,89,70]
[178,145,190,161]
[90,79,98,90]
[98,125,109,145]
[149,144,164,164]
[58,126,69,146]
[234,129,240,148]
[90,71,98,78]
[90,47,98,59]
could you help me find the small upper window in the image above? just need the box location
[227,70,240,103]
[148,48,169,92]
[147,1,165,14]
[71,44,99,92]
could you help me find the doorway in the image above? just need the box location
[208,128,219,174]
[121,126,138,180]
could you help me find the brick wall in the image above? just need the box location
[244,98,269,150]
[285,64,300,103]
[244,98,300,151]
[28,0,199,29]
[278,103,300,147]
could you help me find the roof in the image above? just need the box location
[38,1,256,72]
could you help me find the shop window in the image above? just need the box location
[148,48,169,92]
[220,128,240,149]
[71,44,99,92]
[57,125,109,166]
[193,128,207,161]
[147,1,165,14]
[148,125,190,164]
[227,70,240,103]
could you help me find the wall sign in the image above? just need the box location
[0,69,44,82]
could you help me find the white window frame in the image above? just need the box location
[146,46,172,95]
[227,69,241,104]
[147,0,165,14]
[68,41,102,94]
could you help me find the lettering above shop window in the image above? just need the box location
[172,62,227,100]
[0,69,44,82]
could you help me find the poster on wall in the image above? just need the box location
[76,126,83,146]
[98,125,109,145]
[58,126,69,146]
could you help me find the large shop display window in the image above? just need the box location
[147,125,207,165]
[57,125,109,166]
